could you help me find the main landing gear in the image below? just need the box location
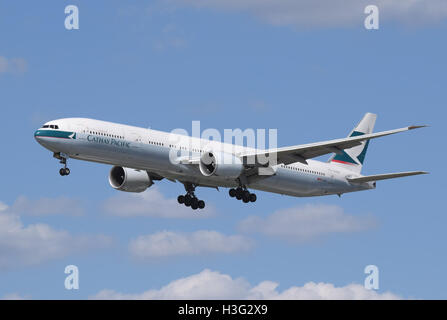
[229,187,257,203]
[55,153,70,176]
[177,183,205,210]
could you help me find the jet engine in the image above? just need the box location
[108,166,153,193]
[199,151,243,178]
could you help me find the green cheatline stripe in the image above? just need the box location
[34,130,76,139]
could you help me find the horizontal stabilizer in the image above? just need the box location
[347,171,428,183]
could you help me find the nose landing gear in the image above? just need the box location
[54,153,70,176]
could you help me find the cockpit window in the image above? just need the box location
[43,124,59,129]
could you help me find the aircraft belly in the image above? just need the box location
[249,168,327,197]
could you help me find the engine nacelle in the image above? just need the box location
[109,166,153,193]
[199,151,243,178]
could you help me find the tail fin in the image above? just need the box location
[328,112,377,174]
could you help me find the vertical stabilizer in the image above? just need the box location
[328,113,377,174]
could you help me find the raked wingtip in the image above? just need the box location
[408,125,429,130]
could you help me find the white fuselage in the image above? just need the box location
[34,118,373,197]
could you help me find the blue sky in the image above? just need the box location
[0,0,445,299]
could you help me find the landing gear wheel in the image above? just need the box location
[235,188,243,200]
[191,197,199,210]
[177,195,185,204]
[59,168,70,176]
[191,198,199,208]
[198,200,205,209]
[184,195,192,207]
[229,188,236,198]
[249,193,257,202]
[242,190,250,203]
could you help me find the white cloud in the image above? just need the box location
[249,280,400,300]
[129,230,253,259]
[102,187,216,218]
[0,56,27,74]
[238,204,376,242]
[10,195,84,216]
[0,202,8,212]
[0,204,111,270]
[91,269,400,300]
[2,293,29,300]
[176,0,447,27]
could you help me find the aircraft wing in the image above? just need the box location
[240,125,426,166]
[347,171,428,183]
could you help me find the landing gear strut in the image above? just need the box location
[177,183,205,210]
[55,153,70,176]
[229,187,256,203]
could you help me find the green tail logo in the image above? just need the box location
[332,131,369,165]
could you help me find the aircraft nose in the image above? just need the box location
[34,129,53,150]
[34,129,43,140]
[34,129,46,144]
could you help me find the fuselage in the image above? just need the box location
[34,118,373,197]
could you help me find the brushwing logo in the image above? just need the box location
[332,131,369,165]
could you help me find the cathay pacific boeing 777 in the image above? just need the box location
[34,113,427,210]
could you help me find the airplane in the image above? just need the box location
[34,113,428,210]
